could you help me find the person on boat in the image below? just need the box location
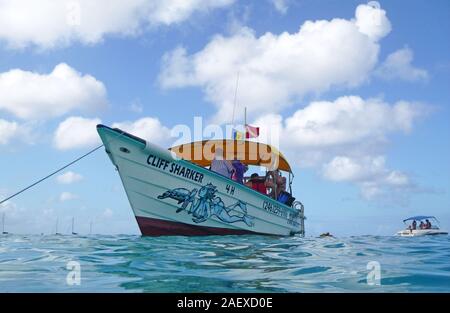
[231,158,248,184]
[412,220,417,230]
[419,221,425,229]
[265,169,286,199]
[246,173,267,195]
[425,219,432,229]
[210,148,235,179]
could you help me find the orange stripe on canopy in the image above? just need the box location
[169,139,293,173]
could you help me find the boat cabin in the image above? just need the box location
[403,216,440,231]
[169,139,297,207]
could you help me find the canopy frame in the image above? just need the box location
[169,139,293,173]
[403,216,440,227]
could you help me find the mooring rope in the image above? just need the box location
[0,144,104,205]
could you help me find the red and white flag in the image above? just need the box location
[245,124,260,138]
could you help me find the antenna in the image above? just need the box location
[231,71,240,126]
[89,221,93,235]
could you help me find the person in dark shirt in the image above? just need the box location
[231,159,248,184]
[412,220,417,230]
[425,219,432,229]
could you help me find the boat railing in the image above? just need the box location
[242,173,295,205]
[292,201,306,236]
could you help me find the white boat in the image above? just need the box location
[396,216,448,237]
[97,124,305,236]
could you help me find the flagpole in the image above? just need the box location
[244,106,247,127]
[231,71,240,127]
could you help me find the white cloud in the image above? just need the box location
[385,170,410,186]
[0,63,107,120]
[0,119,36,146]
[251,95,425,201]
[112,117,173,145]
[54,116,102,150]
[53,116,174,150]
[254,96,424,159]
[59,191,78,202]
[323,155,412,200]
[159,3,391,122]
[56,171,83,184]
[270,0,289,14]
[0,119,19,145]
[323,155,385,182]
[148,0,235,26]
[375,47,428,82]
[0,193,17,215]
[0,192,26,232]
[283,96,422,149]
[102,208,114,219]
[129,99,144,113]
[354,1,391,41]
[0,0,235,50]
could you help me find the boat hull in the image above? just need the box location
[396,229,448,237]
[135,216,274,236]
[97,125,305,237]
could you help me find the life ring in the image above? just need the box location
[265,171,277,198]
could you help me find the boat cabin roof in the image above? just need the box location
[169,139,293,173]
[403,216,437,223]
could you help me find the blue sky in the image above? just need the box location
[0,0,449,236]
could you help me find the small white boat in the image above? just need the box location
[97,124,305,237]
[396,216,448,237]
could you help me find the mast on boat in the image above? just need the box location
[71,217,77,235]
[2,212,8,234]
[55,217,61,235]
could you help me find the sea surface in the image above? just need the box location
[0,234,449,292]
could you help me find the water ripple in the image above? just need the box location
[0,234,449,292]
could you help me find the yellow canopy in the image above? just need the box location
[169,139,293,173]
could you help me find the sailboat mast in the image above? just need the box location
[2,213,4,234]
[55,217,58,234]
[72,217,74,234]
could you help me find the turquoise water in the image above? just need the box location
[0,234,449,292]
